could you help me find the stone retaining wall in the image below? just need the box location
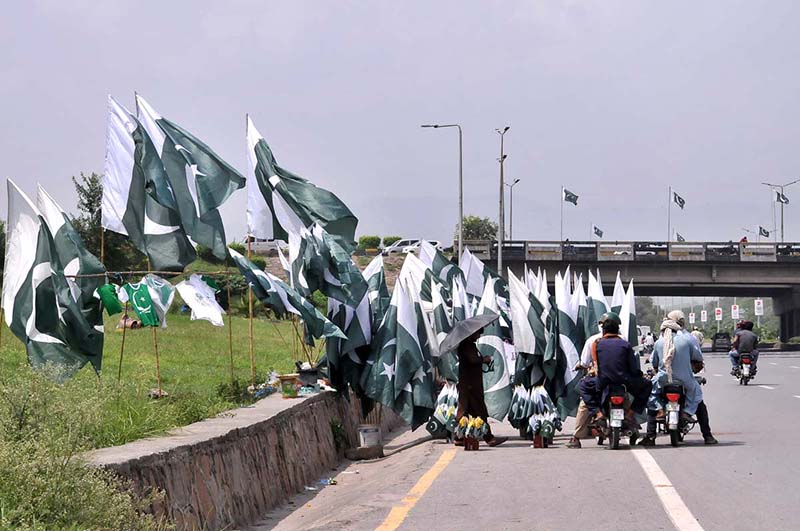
[87,392,403,531]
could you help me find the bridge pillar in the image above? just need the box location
[774,288,800,342]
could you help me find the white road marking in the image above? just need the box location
[759,385,776,390]
[794,395,800,399]
[713,373,722,377]
[632,449,704,531]
[790,366,800,369]
[770,362,778,366]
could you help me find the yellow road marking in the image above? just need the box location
[375,449,457,531]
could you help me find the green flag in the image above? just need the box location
[246,116,358,253]
[102,95,196,271]
[2,180,103,377]
[136,95,245,260]
[476,277,512,420]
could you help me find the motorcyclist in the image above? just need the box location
[690,327,704,349]
[730,320,759,376]
[638,311,712,445]
[578,312,652,426]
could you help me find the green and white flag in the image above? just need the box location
[418,240,462,288]
[363,255,390,331]
[554,271,581,418]
[143,274,175,328]
[459,248,487,299]
[36,185,105,346]
[229,248,345,344]
[431,279,458,383]
[476,277,512,420]
[620,280,638,348]
[136,94,245,260]
[2,180,103,377]
[118,280,160,327]
[611,271,625,314]
[102,95,196,271]
[585,270,609,339]
[246,116,358,253]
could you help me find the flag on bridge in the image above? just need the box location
[673,191,686,209]
[136,94,245,261]
[563,188,579,205]
[759,226,771,238]
[776,191,790,204]
[593,225,603,238]
[676,232,686,242]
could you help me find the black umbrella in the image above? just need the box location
[438,312,500,355]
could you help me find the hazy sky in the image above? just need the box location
[3,1,800,244]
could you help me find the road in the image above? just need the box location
[250,354,800,531]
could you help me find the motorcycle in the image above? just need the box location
[735,353,756,385]
[589,384,639,450]
[654,379,697,447]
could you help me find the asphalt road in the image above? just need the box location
[250,354,800,531]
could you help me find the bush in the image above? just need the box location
[250,256,267,270]
[196,244,222,264]
[228,242,246,255]
[383,236,401,247]
[358,235,381,250]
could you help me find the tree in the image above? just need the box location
[459,215,498,241]
[71,172,146,271]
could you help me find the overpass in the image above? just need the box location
[463,240,800,341]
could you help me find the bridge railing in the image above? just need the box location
[461,240,800,263]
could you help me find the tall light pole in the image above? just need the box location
[421,124,463,258]
[761,179,800,242]
[496,126,510,276]
[505,178,520,239]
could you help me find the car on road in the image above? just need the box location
[382,238,419,255]
[711,332,732,352]
[402,240,442,254]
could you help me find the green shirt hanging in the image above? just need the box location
[94,283,123,316]
[119,281,160,327]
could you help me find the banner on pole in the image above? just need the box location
[714,307,723,321]
[754,299,764,316]
[701,310,708,322]
[731,304,740,320]
[688,312,696,324]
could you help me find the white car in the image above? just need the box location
[402,240,442,254]
[382,238,419,255]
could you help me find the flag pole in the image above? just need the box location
[0,308,4,349]
[117,300,129,384]
[667,185,672,242]
[247,237,256,387]
[227,272,235,386]
[100,227,105,265]
[560,186,564,242]
[145,258,163,398]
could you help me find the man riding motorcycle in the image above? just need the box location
[578,312,652,428]
[730,320,759,376]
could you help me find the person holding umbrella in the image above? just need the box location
[440,313,508,447]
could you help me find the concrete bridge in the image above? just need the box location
[464,240,800,340]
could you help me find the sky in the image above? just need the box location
[3,1,800,245]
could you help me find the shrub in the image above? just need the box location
[358,235,381,250]
[382,236,402,247]
[250,256,267,270]
[228,242,246,255]
[196,244,222,264]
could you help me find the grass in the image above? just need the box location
[0,312,299,449]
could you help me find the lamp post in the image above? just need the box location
[761,179,800,242]
[505,178,520,239]
[496,126,510,276]
[421,124,463,259]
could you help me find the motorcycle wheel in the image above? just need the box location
[610,427,621,450]
[739,378,744,385]
[629,434,639,446]
[743,378,749,386]
[669,430,680,447]
[597,435,605,446]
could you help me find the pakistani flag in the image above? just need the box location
[620,280,638,348]
[759,226,771,238]
[102,95,196,271]
[476,278,512,420]
[418,240,463,288]
[593,225,603,238]
[229,248,345,344]
[554,271,581,418]
[673,191,686,209]
[563,188,579,205]
[676,232,686,242]
[776,191,790,204]
[431,279,458,383]
[610,271,625,314]
[136,95,245,260]
[585,270,610,339]
[459,248,487,299]
[2,180,103,377]
[36,185,105,350]
[246,116,358,253]
[363,255,391,331]
[507,271,547,387]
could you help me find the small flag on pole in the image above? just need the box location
[563,188,579,205]
[776,191,790,204]
[676,232,686,242]
[673,191,686,209]
[593,225,603,238]
[759,226,770,237]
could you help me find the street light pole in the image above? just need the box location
[496,127,510,276]
[761,179,800,242]
[505,178,520,239]
[421,124,463,258]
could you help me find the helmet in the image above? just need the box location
[598,312,622,326]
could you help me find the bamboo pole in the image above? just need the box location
[226,275,235,386]
[152,325,163,397]
[247,239,256,387]
[0,307,4,349]
[117,301,129,384]
[100,227,105,265]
